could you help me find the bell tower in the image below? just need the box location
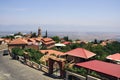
[38,27,41,37]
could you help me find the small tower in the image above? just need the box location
[45,30,48,38]
[38,27,41,37]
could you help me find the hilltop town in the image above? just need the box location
[0,28,120,80]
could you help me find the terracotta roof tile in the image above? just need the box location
[9,38,28,45]
[43,41,55,45]
[62,41,71,45]
[42,38,53,42]
[76,60,120,78]
[28,38,36,42]
[65,48,96,59]
[35,37,42,42]
[40,50,64,56]
[41,38,55,45]
[0,38,4,41]
[106,53,120,61]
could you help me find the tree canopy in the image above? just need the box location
[12,47,44,64]
[51,36,60,43]
[56,41,120,61]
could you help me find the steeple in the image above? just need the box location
[38,27,41,37]
[45,30,48,38]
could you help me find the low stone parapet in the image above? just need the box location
[65,70,86,80]
[32,61,40,69]
[65,71,102,80]
[40,64,49,73]
[87,75,101,80]
[26,60,33,67]
[18,56,24,63]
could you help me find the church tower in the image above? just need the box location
[45,30,48,38]
[38,27,41,37]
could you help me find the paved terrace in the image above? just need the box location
[0,51,63,80]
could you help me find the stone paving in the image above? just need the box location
[0,51,63,80]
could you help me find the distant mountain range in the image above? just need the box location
[0,31,120,42]
[47,32,120,41]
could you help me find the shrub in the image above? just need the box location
[25,48,44,64]
[12,47,24,56]
[66,67,87,76]
[12,48,44,64]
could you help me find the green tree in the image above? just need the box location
[105,41,120,54]
[25,48,44,64]
[31,32,37,38]
[2,35,14,39]
[51,36,60,43]
[60,46,71,52]
[70,43,80,49]
[12,47,24,56]
[93,39,98,44]
[14,32,23,36]
[63,36,69,41]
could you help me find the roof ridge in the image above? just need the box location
[10,38,28,44]
[81,48,88,59]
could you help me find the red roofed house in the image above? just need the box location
[35,37,42,43]
[76,60,120,80]
[41,38,55,49]
[40,49,64,57]
[8,38,28,49]
[27,38,36,45]
[64,48,96,63]
[100,41,107,46]
[106,53,120,64]
[0,38,7,50]
[4,38,11,44]
[0,38,5,45]
[62,41,71,45]
[27,37,42,45]
[39,50,65,68]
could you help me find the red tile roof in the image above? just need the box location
[0,38,4,41]
[62,41,71,45]
[4,39,11,43]
[65,48,96,59]
[41,38,55,45]
[35,37,42,42]
[42,38,53,42]
[106,53,120,61]
[40,50,64,56]
[76,60,120,78]
[43,41,55,45]
[9,38,28,45]
[28,38,35,42]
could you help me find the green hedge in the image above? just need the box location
[12,47,44,64]
[12,47,24,56]
[25,48,44,64]
[66,67,100,78]
[66,67,87,76]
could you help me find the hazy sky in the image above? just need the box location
[0,0,120,32]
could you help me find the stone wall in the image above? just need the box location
[87,75,101,80]
[26,60,33,67]
[66,71,86,80]
[16,56,49,73]
[65,71,102,80]
[0,44,8,50]
[40,64,49,73]
[26,45,39,50]
[32,61,40,69]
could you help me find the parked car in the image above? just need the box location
[3,50,9,56]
